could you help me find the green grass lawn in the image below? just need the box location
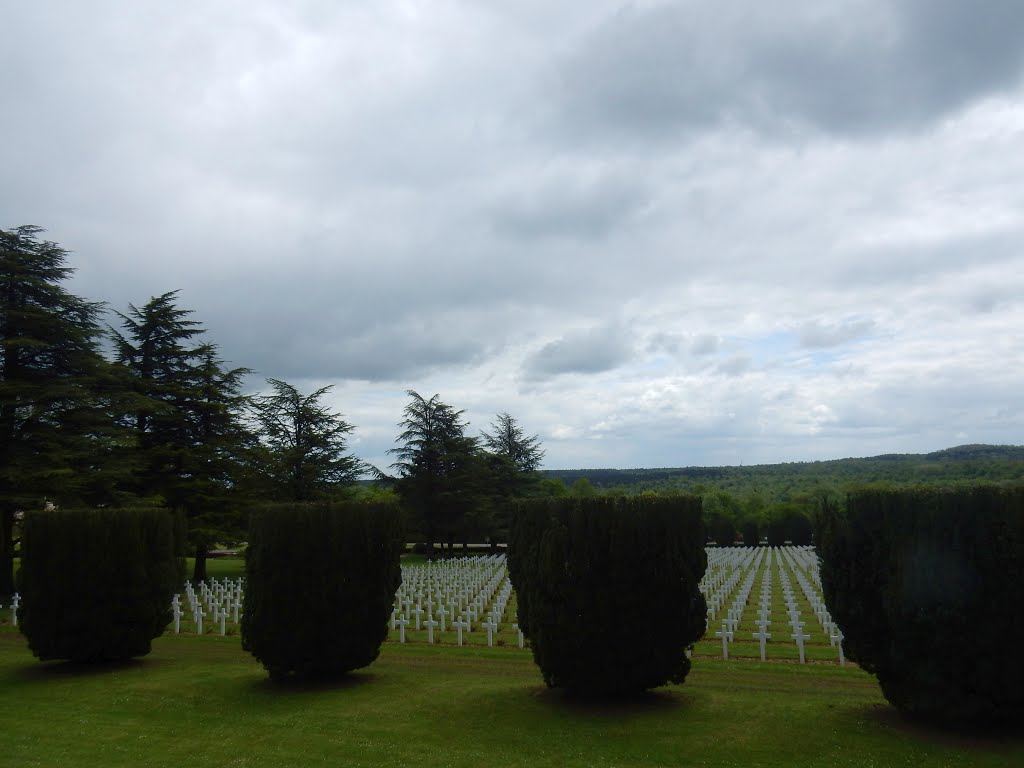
[1,626,1020,768]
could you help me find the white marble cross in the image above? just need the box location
[831,628,845,666]
[792,630,811,664]
[452,617,469,646]
[424,618,438,644]
[395,616,409,643]
[752,625,771,661]
[714,626,734,659]
[481,617,497,647]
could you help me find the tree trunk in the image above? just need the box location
[192,544,208,583]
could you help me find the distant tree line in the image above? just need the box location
[543,445,1024,547]
[0,226,549,594]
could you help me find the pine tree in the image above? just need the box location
[481,412,545,474]
[249,378,362,502]
[111,292,252,581]
[0,226,107,596]
[480,412,545,544]
[390,391,483,556]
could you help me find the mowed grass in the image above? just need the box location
[1,627,1021,768]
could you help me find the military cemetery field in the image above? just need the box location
[0,626,1020,768]
[4,538,1022,766]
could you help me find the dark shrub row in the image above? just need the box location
[17,507,181,662]
[241,501,404,681]
[816,485,1024,723]
[508,494,707,693]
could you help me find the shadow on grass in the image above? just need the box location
[527,684,691,718]
[247,671,378,695]
[8,656,155,682]
[858,702,1024,748]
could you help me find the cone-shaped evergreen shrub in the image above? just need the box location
[241,501,404,681]
[816,485,1024,724]
[508,495,707,693]
[17,507,181,662]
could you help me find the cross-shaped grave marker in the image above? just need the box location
[752,625,771,661]
[394,616,409,644]
[792,629,811,664]
[714,625,734,660]
[452,617,469,647]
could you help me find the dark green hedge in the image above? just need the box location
[816,485,1024,723]
[17,507,181,662]
[508,495,707,693]
[241,501,404,681]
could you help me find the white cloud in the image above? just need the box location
[3,0,1024,470]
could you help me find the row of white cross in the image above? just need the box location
[170,578,245,636]
[5,549,849,667]
[702,546,846,665]
[390,555,524,648]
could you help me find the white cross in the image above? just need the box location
[752,626,771,661]
[792,630,811,664]
[512,622,524,649]
[394,616,409,643]
[714,627,734,660]
[452,617,469,647]
[424,618,438,644]
[831,628,845,666]
[481,617,497,647]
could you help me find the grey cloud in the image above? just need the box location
[647,332,720,357]
[799,319,875,349]
[523,326,634,379]
[490,171,649,241]
[835,230,1024,290]
[715,355,752,377]
[551,0,1024,144]
[690,334,720,356]
[4,1,1024,471]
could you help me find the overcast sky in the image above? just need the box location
[3,0,1023,472]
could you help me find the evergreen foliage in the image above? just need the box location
[508,494,707,694]
[249,378,362,501]
[16,507,181,662]
[390,391,483,555]
[0,226,109,596]
[241,501,404,681]
[816,485,1024,724]
[111,292,253,581]
[480,412,546,546]
[481,412,545,474]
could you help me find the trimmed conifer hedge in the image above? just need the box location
[508,494,707,694]
[241,500,404,681]
[816,485,1024,723]
[17,507,181,662]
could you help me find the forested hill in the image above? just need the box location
[540,444,1024,502]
